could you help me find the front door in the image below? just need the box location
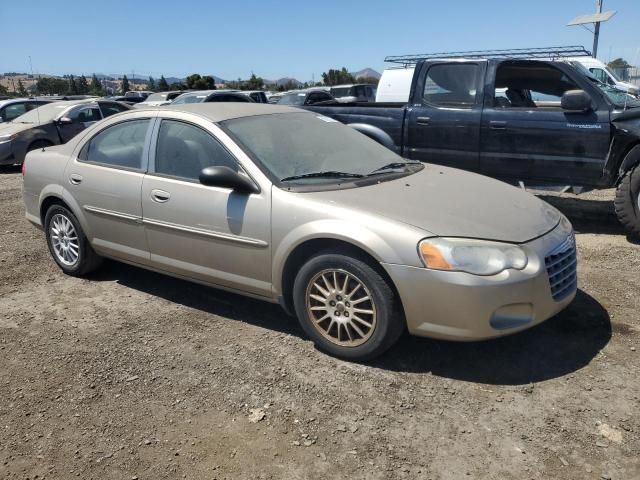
[405,61,484,172]
[64,117,153,263]
[480,61,611,185]
[141,118,272,297]
[58,104,103,143]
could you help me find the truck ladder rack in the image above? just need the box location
[384,46,592,65]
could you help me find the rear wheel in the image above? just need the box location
[293,252,404,361]
[44,205,103,276]
[614,165,640,237]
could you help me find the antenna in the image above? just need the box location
[28,56,42,128]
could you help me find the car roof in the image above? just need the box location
[151,103,302,122]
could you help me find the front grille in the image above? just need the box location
[545,234,577,302]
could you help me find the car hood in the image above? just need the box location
[302,165,561,244]
[0,122,34,136]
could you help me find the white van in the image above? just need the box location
[567,57,638,96]
[376,66,416,102]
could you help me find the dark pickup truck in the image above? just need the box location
[305,58,640,235]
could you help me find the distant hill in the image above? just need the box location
[351,68,381,79]
[263,77,302,87]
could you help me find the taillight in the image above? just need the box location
[21,160,26,177]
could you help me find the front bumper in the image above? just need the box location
[383,224,576,341]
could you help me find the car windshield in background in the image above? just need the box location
[223,112,422,185]
[331,87,353,97]
[173,94,207,104]
[9,102,71,124]
[145,93,168,102]
[277,93,306,105]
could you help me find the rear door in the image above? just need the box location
[64,114,155,263]
[480,61,611,185]
[405,61,484,172]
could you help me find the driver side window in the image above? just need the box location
[69,106,101,123]
[153,120,239,181]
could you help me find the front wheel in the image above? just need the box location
[44,205,103,276]
[614,165,640,237]
[292,252,404,361]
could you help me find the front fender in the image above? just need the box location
[271,218,413,295]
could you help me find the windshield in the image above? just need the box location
[331,87,354,98]
[596,83,640,108]
[10,102,73,124]
[605,67,622,82]
[145,93,168,102]
[173,93,207,104]
[277,93,306,105]
[223,112,420,185]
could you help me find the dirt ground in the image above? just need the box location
[0,166,638,480]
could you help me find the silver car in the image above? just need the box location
[22,104,577,361]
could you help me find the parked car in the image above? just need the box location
[125,91,153,100]
[306,57,640,236]
[23,103,576,361]
[134,91,185,108]
[276,89,336,106]
[268,92,286,104]
[0,99,130,165]
[330,84,377,103]
[567,56,639,97]
[172,90,254,104]
[0,98,53,123]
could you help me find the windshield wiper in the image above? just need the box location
[368,161,421,175]
[280,171,365,182]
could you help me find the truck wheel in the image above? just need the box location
[292,252,404,361]
[614,165,640,237]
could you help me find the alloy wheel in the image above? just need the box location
[49,213,80,266]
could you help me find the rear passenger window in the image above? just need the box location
[80,119,149,170]
[154,120,238,180]
[423,64,479,108]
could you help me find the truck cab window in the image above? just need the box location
[423,64,479,108]
[494,62,580,109]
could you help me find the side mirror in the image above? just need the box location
[57,116,73,125]
[561,90,593,112]
[199,166,259,194]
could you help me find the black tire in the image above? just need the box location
[614,165,640,238]
[44,204,103,276]
[292,252,404,361]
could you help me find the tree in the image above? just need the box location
[17,80,27,96]
[0,84,8,96]
[321,67,356,86]
[77,75,89,94]
[37,77,68,95]
[244,73,263,90]
[608,58,630,70]
[121,75,130,95]
[148,76,156,91]
[158,75,169,91]
[185,73,215,90]
[356,75,380,87]
[68,75,78,95]
[169,82,186,91]
[90,74,104,96]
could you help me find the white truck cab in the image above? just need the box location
[567,57,639,96]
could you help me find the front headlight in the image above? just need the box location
[419,237,528,276]
[0,133,17,143]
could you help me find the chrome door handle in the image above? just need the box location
[490,121,508,130]
[151,189,171,203]
[416,116,431,125]
[69,174,83,185]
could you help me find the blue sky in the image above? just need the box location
[1,0,639,81]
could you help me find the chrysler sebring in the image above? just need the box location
[22,104,577,361]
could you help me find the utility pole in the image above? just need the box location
[593,0,603,58]
[568,1,616,59]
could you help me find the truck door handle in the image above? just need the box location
[490,121,507,130]
[69,174,83,185]
[416,116,431,125]
[151,189,171,203]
